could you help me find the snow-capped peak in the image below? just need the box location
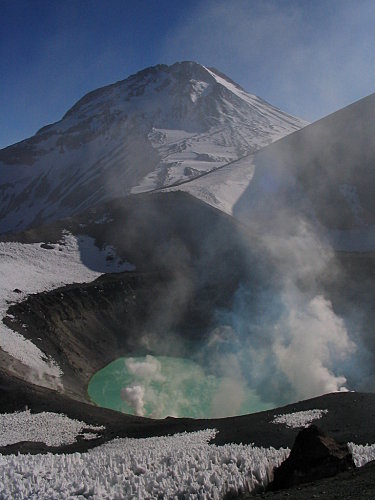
[0,61,307,233]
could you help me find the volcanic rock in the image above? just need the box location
[269,425,355,491]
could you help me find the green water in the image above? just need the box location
[88,355,273,418]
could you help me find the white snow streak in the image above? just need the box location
[166,154,256,215]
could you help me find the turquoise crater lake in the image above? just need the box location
[88,355,273,418]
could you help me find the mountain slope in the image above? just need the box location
[170,92,375,250]
[0,61,306,234]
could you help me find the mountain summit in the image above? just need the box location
[0,61,306,233]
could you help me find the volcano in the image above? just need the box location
[1,62,375,498]
[0,61,306,234]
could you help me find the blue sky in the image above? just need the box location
[1,0,374,148]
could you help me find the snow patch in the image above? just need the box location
[348,442,375,467]
[272,409,328,428]
[0,423,374,498]
[0,411,104,447]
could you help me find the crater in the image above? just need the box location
[3,193,375,420]
[88,354,274,419]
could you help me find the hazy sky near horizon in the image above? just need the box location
[1,0,374,148]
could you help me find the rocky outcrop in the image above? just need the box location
[269,425,355,491]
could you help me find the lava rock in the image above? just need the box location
[269,425,355,491]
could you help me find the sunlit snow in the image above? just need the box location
[166,154,256,215]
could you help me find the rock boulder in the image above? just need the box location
[269,425,355,491]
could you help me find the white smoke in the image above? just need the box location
[119,220,356,417]
[207,292,355,411]
[267,220,356,398]
[210,353,245,418]
[125,355,164,381]
[206,217,358,410]
[274,294,356,399]
[120,355,165,417]
[211,377,245,418]
[121,385,145,417]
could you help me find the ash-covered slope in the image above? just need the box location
[0,61,306,234]
[233,93,375,238]
[171,92,375,251]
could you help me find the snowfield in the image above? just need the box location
[0,420,374,499]
[272,409,329,428]
[0,232,133,385]
[0,411,104,447]
[0,428,289,499]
